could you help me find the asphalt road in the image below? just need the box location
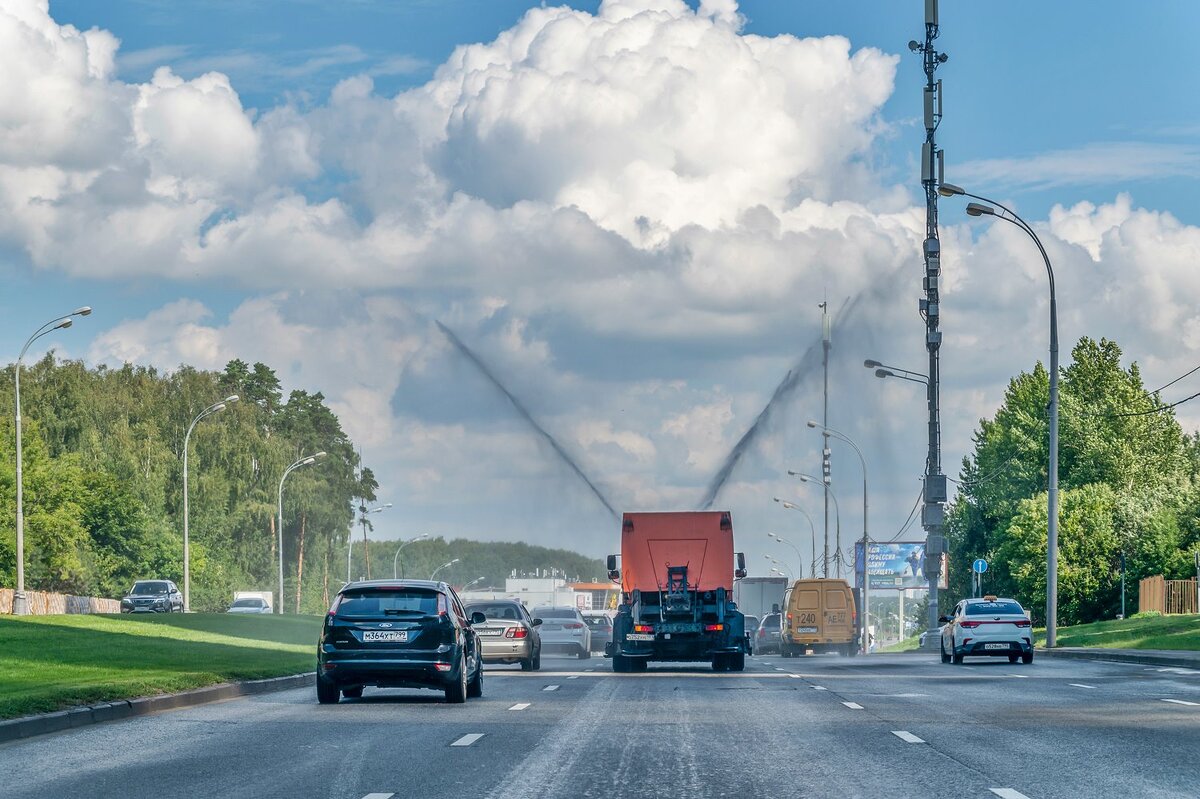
[2,652,1198,799]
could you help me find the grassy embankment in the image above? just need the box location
[878,613,1200,653]
[0,613,322,720]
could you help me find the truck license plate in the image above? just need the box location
[626,633,654,641]
[363,630,408,642]
[796,627,818,634]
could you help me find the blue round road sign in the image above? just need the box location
[972,558,988,574]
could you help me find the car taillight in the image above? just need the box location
[633,624,654,633]
[564,622,585,629]
[704,624,724,631]
[506,627,529,639]
[1014,619,1031,628]
[960,621,981,629]
[437,593,448,616]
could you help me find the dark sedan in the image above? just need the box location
[316,579,484,704]
[120,580,183,613]
[582,612,614,654]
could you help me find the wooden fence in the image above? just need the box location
[0,588,121,615]
[1138,575,1198,615]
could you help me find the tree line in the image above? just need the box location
[0,355,608,613]
[946,337,1200,625]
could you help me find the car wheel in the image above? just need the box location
[316,676,340,705]
[1022,651,1033,665]
[1008,654,1019,664]
[940,640,951,664]
[952,651,964,665]
[467,660,484,698]
[533,649,542,671]
[445,654,468,704]
[578,645,591,660]
[342,686,363,699]
[520,656,534,671]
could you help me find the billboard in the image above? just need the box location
[854,542,948,590]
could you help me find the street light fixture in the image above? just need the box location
[808,421,870,654]
[278,451,326,614]
[766,516,810,578]
[392,532,429,579]
[940,181,1061,648]
[462,576,487,591]
[12,306,91,616]
[182,394,239,612]
[788,471,842,577]
[348,503,392,582]
[431,558,460,581]
[864,359,929,386]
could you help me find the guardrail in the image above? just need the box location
[0,588,121,615]
[1138,575,1198,615]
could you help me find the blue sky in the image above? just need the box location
[4,0,1200,564]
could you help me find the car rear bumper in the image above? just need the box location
[479,638,533,662]
[318,649,461,689]
[957,640,1032,656]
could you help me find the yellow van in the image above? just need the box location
[780,578,858,657]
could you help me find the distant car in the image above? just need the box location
[227,597,272,614]
[120,580,183,613]
[532,606,592,659]
[743,615,760,654]
[755,613,782,655]
[940,596,1033,665]
[582,612,614,654]
[316,579,485,704]
[465,599,542,670]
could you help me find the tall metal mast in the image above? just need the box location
[820,300,831,578]
[911,0,949,641]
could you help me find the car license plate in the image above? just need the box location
[626,633,654,641]
[477,628,503,636]
[362,630,408,643]
[984,643,1008,650]
[797,627,818,634]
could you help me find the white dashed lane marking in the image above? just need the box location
[989,789,1032,799]
[361,794,394,799]
[891,731,925,743]
[567,675,579,679]
[812,686,827,691]
[450,734,485,747]
[508,703,531,711]
[1068,683,1096,689]
[1160,699,1199,706]
[841,702,864,710]
[543,685,560,692]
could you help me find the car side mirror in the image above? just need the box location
[938,615,951,624]
[532,618,543,627]
[470,611,487,625]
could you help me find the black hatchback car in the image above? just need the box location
[316,579,485,704]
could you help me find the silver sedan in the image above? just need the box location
[465,600,542,671]
[531,606,591,659]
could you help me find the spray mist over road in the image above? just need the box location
[699,295,864,510]
[435,321,620,521]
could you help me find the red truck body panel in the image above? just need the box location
[620,511,734,594]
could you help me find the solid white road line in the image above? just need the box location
[789,674,802,679]
[1009,674,1029,678]
[508,703,531,711]
[891,731,925,743]
[1069,683,1096,689]
[1160,699,1199,706]
[451,734,485,747]
[543,685,560,692]
[841,702,864,710]
[989,789,1032,799]
[361,794,395,799]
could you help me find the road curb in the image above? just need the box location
[0,672,315,744]
[1037,648,1200,669]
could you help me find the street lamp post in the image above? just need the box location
[766,520,808,579]
[764,555,792,580]
[12,307,91,616]
[431,558,460,581]
[773,499,818,577]
[183,395,239,612]
[864,359,929,386]
[789,472,842,577]
[392,533,429,579]
[278,452,326,614]
[808,421,870,654]
[940,181,1060,647]
[349,503,392,582]
[462,576,487,591]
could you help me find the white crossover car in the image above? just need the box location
[940,596,1033,665]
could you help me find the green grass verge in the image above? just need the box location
[0,613,322,720]
[878,636,922,653]
[1035,613,1200,651]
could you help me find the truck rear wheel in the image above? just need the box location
[613,654,630,673]
[730,653,745,672]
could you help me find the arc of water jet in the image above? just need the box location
[435,321,619,521]
[699,294,863,510]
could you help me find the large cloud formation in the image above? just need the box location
[6,0,1200,558]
